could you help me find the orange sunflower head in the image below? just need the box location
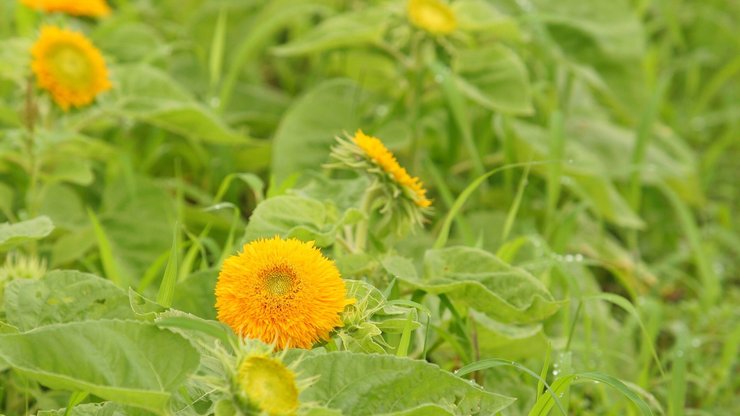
[31,26,111,110]
[407,0,457,35]
[215,236,351,350]
[20,0,111,18]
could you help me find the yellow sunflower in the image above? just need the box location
[407,0,457,35]
[237,353,299,415]
[215,237,350,350]
[31,26,111,110]
[20,0,111,17]
[353,130,432,208]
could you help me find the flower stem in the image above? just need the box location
[354,186,379,252]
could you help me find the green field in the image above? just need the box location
[0,0,738,415]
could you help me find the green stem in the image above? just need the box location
[354,187,378,252]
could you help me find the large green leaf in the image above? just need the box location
[37,402,149,416]
[531,0,644,58]
[3,270,135,331]
[0,216,54,251]
[469,309,548,360]
[0,320,200,414]
[110,65,253,144]
[242,195,361,247]
[286,351,514,415]
[511,120,649,228]
[271,79,363,183]
[272,8,387,57]
[387,249,562,323]
[173,269,218,320]
[99,176,175,284]
[454,45,533,115]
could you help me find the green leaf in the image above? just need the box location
[271,79,363,183]
[272,8,386,57]
[37,402,147,416]
[111,65,254,144]
[93,22,163,63]
[242,195,338,246]
[453,0,521,40]
[0,320,200,414]
[0,38,31,84]
[530,0,644,58]
[0,216,54,252]
[173,270,218,320]
[379,404,457,416]
[454,45,533,115]
[99,176,175,286]
[286,351,514,415]
[3,270,135,331]
[398,247,562,323]
[469,309,548,360]
[38,184,88,230]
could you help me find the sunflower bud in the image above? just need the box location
[236,353,300,416]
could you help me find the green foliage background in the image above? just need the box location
[0,0,738,415]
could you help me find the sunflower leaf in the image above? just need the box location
[285,350,514,415]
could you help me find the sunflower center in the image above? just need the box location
[261,266,295,296]
[47,45,92,88]
[238,355,299,414]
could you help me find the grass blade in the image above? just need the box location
[433,161,552,249]
[456,358,567,416]
[156,222,180,308]
[87,208,124,287]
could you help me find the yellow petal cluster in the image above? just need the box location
[31,26,111,110]
[407,0,457,35]
[20,0,111,17]
[353,130,432,208]
[216,237,351,350]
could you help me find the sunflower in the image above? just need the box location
[215,237,350,350]
[31,26,111,110]
[20,0,111,17]
[352,130,432,208]
[407,0,457,35]
[237,353,299,415]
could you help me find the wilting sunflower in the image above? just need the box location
[20,0,111,17]
[31,26,111,110]
[237,352,300,415]
[215,237,350,350]
[407,0,457,35]
[353,130,432,208]
[327,130,432,236]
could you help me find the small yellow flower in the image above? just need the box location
[20,0,111,17]
[237,353,299,415]
[353,130,432,208]
[215,237,351,350]
[31,26,111,110]
[407,0,457,35]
